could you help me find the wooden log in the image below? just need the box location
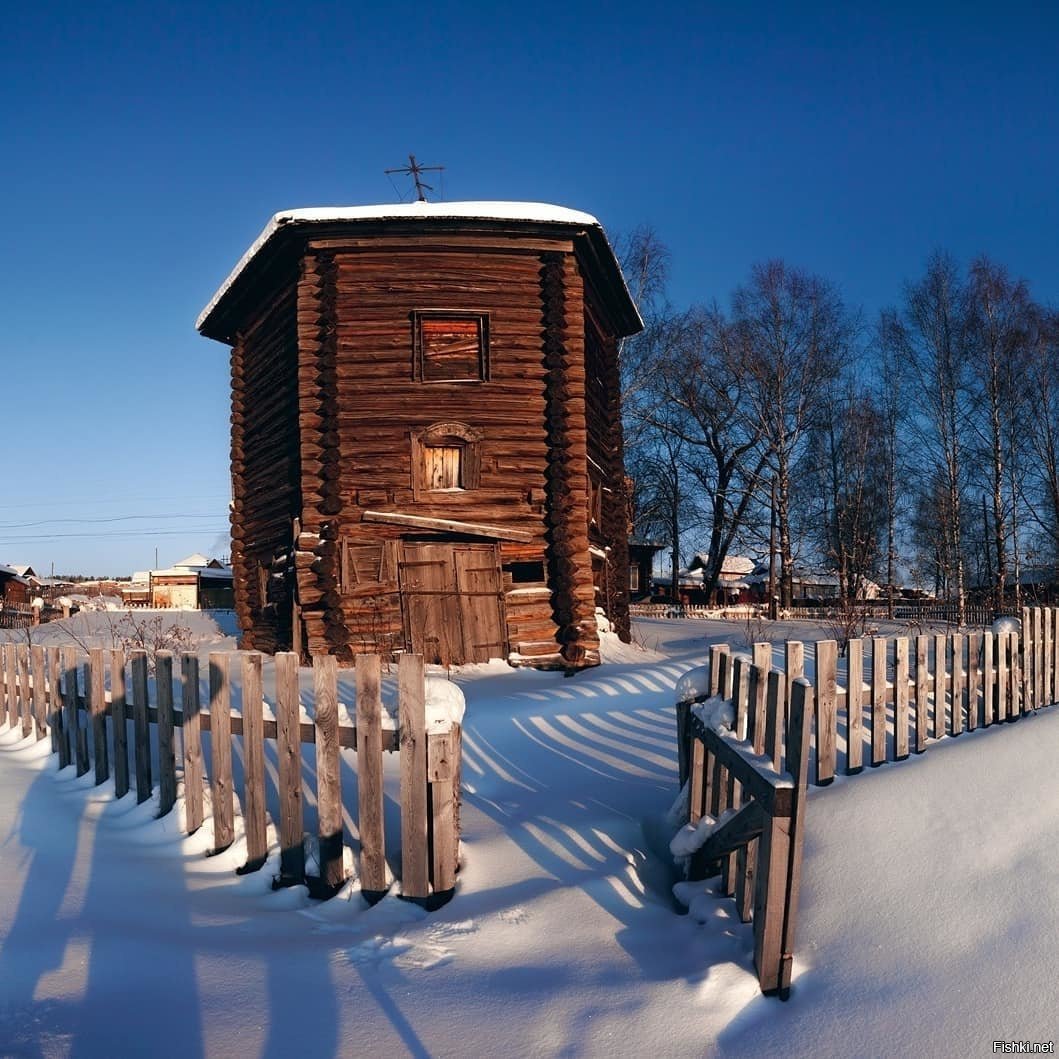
[275,652,305,885]
[181,655,203,832]
[208,653,235,851]
[814,640,837,785]
[894,638,910,760]
[155,653,177,817]
[871,637,887,767]
[48,645,69,767]
[30,644,47,742]
[131,651,152,801]
[847,638,864,773]
[915,634,929,752]
[240,653,268,868]
[313,654,345,893]
[399,653,430,899]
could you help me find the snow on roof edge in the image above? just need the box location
[196,201,625,332]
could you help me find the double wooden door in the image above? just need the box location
[398,542,507,664]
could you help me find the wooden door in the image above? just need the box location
[399,542,506,664]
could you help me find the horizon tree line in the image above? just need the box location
[619,233,1059,624]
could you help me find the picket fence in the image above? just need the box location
[0,644,461,904]
[675,606,1059,999]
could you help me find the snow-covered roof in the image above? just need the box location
[8,565,36,578]
[197,200,639,335]
[174,552,212,569]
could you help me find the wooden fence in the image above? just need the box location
[679,659,811,1000]
[0,645,461,904]
[675,606,1059,997]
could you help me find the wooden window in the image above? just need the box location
[414,311,489,382]
[411,422,483,499]
[424,445,463,490]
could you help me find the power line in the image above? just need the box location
[0,513,224,529]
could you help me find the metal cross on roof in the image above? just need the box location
[385,154,445,202]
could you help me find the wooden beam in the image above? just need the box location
[362,509,533,543]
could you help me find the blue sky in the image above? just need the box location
[4,2,1059,576]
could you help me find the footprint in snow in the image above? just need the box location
[498,906,528,925]
[345,934,453,971]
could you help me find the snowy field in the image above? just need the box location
[1,614,1056,1057]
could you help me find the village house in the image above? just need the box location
[197,201,642,668]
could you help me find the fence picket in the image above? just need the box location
[17,645,32,738]
[131,651,152,800]
[62,647,88,777]
[48,645,69,767]
[110,650,129,799]
[208,653,234,851]
[156,652,177,817]
[915,635,929,752]
[355,655,387,894]
[997,632,1009,722]
[180,654,203,832]
[313,654,344,894]
[871,637,887,766]
[983,633,996,726]
[89,648,109,784]
[240,652,267,868]
[933,634,947,738]
[847,638,864,774]
[951,634,964,736]
[765,670,783,773]
[275,652,305,886]
[427,727,459,894]
[966,632,980,732]
[0,643,9,729]
[894,638,909,760]
[399,653,430,900]
[30,645,47,742]
[814,640,837,785]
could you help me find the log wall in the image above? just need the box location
[229,283,301,653]
[222,222,635,667]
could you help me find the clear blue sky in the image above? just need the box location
[4,2,1059,576]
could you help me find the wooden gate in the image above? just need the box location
[398,542,507,664]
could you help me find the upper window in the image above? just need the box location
[414,311,489,382]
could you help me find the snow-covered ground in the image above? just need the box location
[1,614,1055,1057]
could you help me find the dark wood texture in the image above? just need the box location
[275,652,305,885]
[203,216,640,670]
[240,652,267,867]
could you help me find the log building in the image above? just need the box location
[197,202,642,669]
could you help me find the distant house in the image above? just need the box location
[655,554,758,605]
[142,555,234,610]
[628,538,664,601]
[745,564,880,603]
[0,565,31,605]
